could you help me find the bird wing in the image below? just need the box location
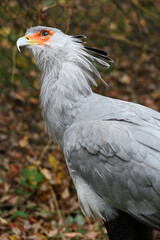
[63,118,160,230]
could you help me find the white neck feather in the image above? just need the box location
[31,39,100,146]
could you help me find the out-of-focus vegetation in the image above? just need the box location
[0,0,160,239]
[1,0,160,101]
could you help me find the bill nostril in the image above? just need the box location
[25,37,29,40]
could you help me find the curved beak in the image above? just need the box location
[17,36,41,51]
[16,36,30,51]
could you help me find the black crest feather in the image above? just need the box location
[73,35,87,39]
[85,46,114,62]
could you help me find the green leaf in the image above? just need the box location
[33,169,43,183]
[19,179,27,186]
[22,167,43,186]
[16,188,25,195]
[77,229,86,234]
[42,0,56,6]
[73,236,80,240]
[65,215,74,224]
[74,214,85,226]
[22,167,30,179]
[53,233,63,239]
[1,210,8,215]
[11,211,29,220]
[30,184,38,189]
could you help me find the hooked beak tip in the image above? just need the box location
[17,44,21,52]
[16,36,29,52]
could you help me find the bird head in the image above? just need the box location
[16,26,68,51]
[17,26,113,84]
[17,26,75,70]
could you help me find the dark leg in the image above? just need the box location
[104,212,153,240]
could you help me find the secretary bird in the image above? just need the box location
[17,26,160,240]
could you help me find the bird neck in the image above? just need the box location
[39,56,92,147]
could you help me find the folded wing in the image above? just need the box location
[64,119,160,231]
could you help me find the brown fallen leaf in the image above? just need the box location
[9,236,20,240]
[0,140,8,153]
[36,233,47,240]
[61,188,70,200]
[85,231,99,239]
[29,97,39,104]
[8,195,19,205]
[0,217,8,224]
[48,154,59,170]
[7,164,21,181]
[47,229,58,237]
[0,182,10,194]
[40,168,52,181]
[0,234,9,240]
[120,74,131,84]
[0,114,11,125]
[11,227,21,236]
[153,230,160,240]
[1,194,12,203]
[56,171,65,184]
[19,136,29,148]
[13,93,25,102]
[64,232,83,238]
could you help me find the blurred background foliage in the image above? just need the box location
[1,0,160,106]
[0,0,160,239]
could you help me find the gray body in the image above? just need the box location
[17,26,160,231]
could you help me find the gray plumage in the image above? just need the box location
[17,26,160,235]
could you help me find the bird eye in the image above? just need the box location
[41,31,49,36]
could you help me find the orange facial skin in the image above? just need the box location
[24,30,54,46]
